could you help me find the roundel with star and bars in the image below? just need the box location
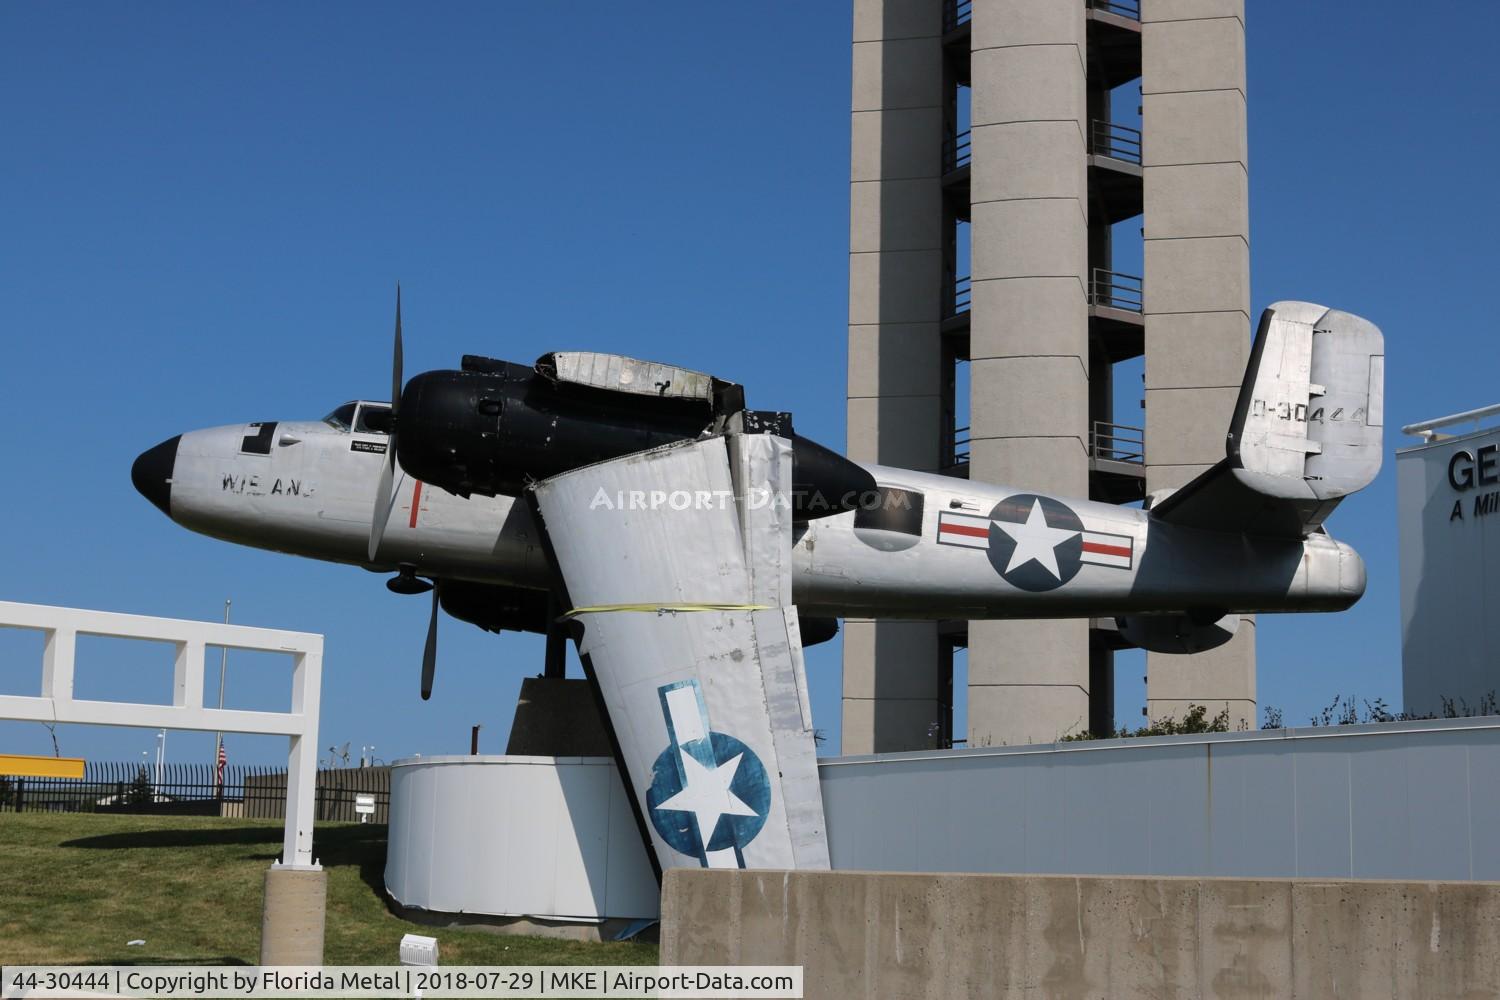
[937,493,1137,589]
[984,494,1086,591]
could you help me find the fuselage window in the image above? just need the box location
[323,402,357,432]
[854,486,925,535]
[353,403,391,435]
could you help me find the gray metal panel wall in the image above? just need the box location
[819,719,1500,881]
[1399,427,1500,717]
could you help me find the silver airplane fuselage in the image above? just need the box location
[134,402,1365,622]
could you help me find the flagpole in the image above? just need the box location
[214,599,230,794]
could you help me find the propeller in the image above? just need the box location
[421,581,440,700]
[364,287,440,699]
[368,285,404,562]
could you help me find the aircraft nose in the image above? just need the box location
[131,435,180,517]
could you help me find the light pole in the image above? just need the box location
[154,729,166,793]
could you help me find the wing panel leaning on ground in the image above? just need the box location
[1150,300,1385,539]
[527,433,829,875]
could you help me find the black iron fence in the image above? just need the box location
[0,762,390,823]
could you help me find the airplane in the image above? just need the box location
[131,293,1383,874]
[133,299,1378,678]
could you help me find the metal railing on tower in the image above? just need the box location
[943,130,972,173]
[1091,120,1143,165]
[944,0,973,32]
[1090,421,1145,465]
[1087,0,1140,20]
[1089,268,1143,312]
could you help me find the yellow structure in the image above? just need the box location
[0,753,85,779]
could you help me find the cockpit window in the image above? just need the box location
[354,403,391,435]
[323,402,357,431]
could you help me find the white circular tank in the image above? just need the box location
[385,755,658,923]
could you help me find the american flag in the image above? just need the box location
[215,741,227,787]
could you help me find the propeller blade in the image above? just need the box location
[368,285,405,563]
[368,440,395,562]
[420,583,439,701]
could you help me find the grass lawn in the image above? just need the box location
[0,812,658,966]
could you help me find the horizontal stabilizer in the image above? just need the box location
[1151,301,1384,539]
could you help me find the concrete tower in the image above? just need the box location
[844,0,1254,753]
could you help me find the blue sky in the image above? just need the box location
[0,2,1493,766]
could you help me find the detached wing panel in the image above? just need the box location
[528,435,829,875]
[1152,301,1384,539]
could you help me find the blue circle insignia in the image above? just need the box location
[646,731,771,859]
[986,493,1084,592]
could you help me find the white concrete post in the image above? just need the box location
[281,645,323,868]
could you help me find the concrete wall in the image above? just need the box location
[661,868,1500,1000]
[843,0,947,754]
[965,0,1091,747]
[1141,0,1256,726]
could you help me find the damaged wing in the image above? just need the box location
[525,433,829,876]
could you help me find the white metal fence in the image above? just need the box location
[0,600,323,867]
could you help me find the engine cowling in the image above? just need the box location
[1116,611,1238,655]
[394,355,875,519]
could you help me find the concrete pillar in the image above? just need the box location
[260,865,326,965]
[965,0,1091,746]
[1141,0,1255,728]
[843,0,948,753]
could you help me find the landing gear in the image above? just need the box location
[544,595,568,680]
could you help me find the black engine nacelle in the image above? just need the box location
[1115,611,1238,655]
[440,579,841,649]
[394,355,874,519]
[439,580,552,635]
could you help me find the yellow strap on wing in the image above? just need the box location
[561,602,771,619]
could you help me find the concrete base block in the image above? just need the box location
[661,869,1500,1000]
[260,865,327,966]
[505,677,612,757]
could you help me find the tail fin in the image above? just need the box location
[1150,301,1384,539]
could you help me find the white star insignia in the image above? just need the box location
[992,498,1078,580]
[654,749,758,846]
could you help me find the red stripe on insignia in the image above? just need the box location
[410,480,423,529]
[1082,541,1130,558]
[940,522,990,539]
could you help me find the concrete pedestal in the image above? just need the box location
[505,676,612,757]
[260,865,327,965]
